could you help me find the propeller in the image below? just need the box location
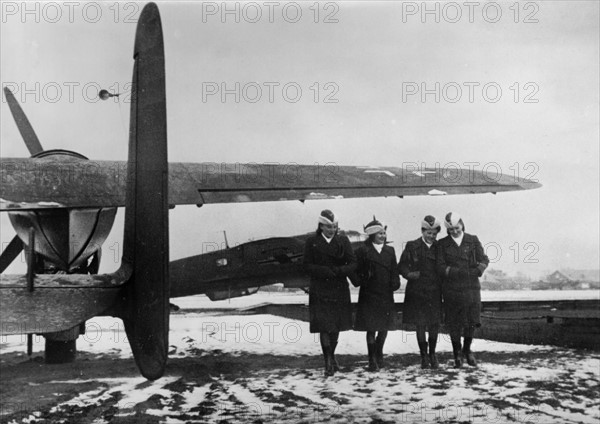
[3,87,44,156]
[3,87,43,273]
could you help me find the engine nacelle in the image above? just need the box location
[8,207,117,272]
[7,149,118,272]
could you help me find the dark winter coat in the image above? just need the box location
[436,233,489,327]
[303,233,357,333]
[398,238,443,325]
[353,242,400,332]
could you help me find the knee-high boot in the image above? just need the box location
[463,337,477,366]
[428,336,439,369]
[451,338,462,368]
[375,337,385,369]
[367,343,379,372]
[331,341,340,372]
[418,341,429,369]
[322,344,335,376]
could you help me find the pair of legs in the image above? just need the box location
[319,331,340,376]
[416,324,439,369]
[366,331,387,371]
[449,325,476,367]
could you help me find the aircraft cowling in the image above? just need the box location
[8,207,117,272]
[4,150,117,272]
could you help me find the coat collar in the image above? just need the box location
[441,233,474,250]
[315,233,340,244]
[419,237,436,249]
[313,233,344,254]
[364,241,391,266]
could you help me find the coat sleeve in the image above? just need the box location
[334,236,358,277]
[348,246,366,287]
[303,239,335,279]
[435,241,447,277]
[389,247,401,291]
[436,241,465,279]
[398,242,413,280]
[473,235,489,276]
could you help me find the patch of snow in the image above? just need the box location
[2,310,598,424]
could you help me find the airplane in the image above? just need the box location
[170,230,368,301]
[0,2,542,380]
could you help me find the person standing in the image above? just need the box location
[398,215,443,369]
[437,212,489,367]
[303,209,357,376]
[354,218,400,371]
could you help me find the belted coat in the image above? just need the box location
[353,241,400,332]
[436,233,489,327]
[303,233,357,333]
[398,238,443,325]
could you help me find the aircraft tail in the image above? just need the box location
[120,2,170,381]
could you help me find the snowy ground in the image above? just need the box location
[1,305,599,424]
[171,289,600,310]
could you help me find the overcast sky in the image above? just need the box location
[1,1,598,279]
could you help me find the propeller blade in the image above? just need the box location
[0,235,24,273]
[3,87,44,156]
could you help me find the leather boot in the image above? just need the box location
[463,337,477,366]
[418,342,429,369]
[322,345,335,376]
[451,339,462,368]
[331,341,340,372]
[375,338,385,369]
[428,339,439,369]
[367,343,379,371]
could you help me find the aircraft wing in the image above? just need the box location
[0,272,127,334]
[0,159,541,210]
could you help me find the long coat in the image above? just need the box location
[303,233,357,333]
[398,238,443,325]
[436,233,489,327]
[353,242,400,332]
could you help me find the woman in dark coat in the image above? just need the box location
[437,212,489,368]
[398,215,443,369]
[303,209,357,376]
[354,218,400,371]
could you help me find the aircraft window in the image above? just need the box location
[216,258,228,267]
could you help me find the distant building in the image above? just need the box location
[546,271,571,284]
[481,269,529,290]
[561,269,600,284]
[534,269,600,290]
